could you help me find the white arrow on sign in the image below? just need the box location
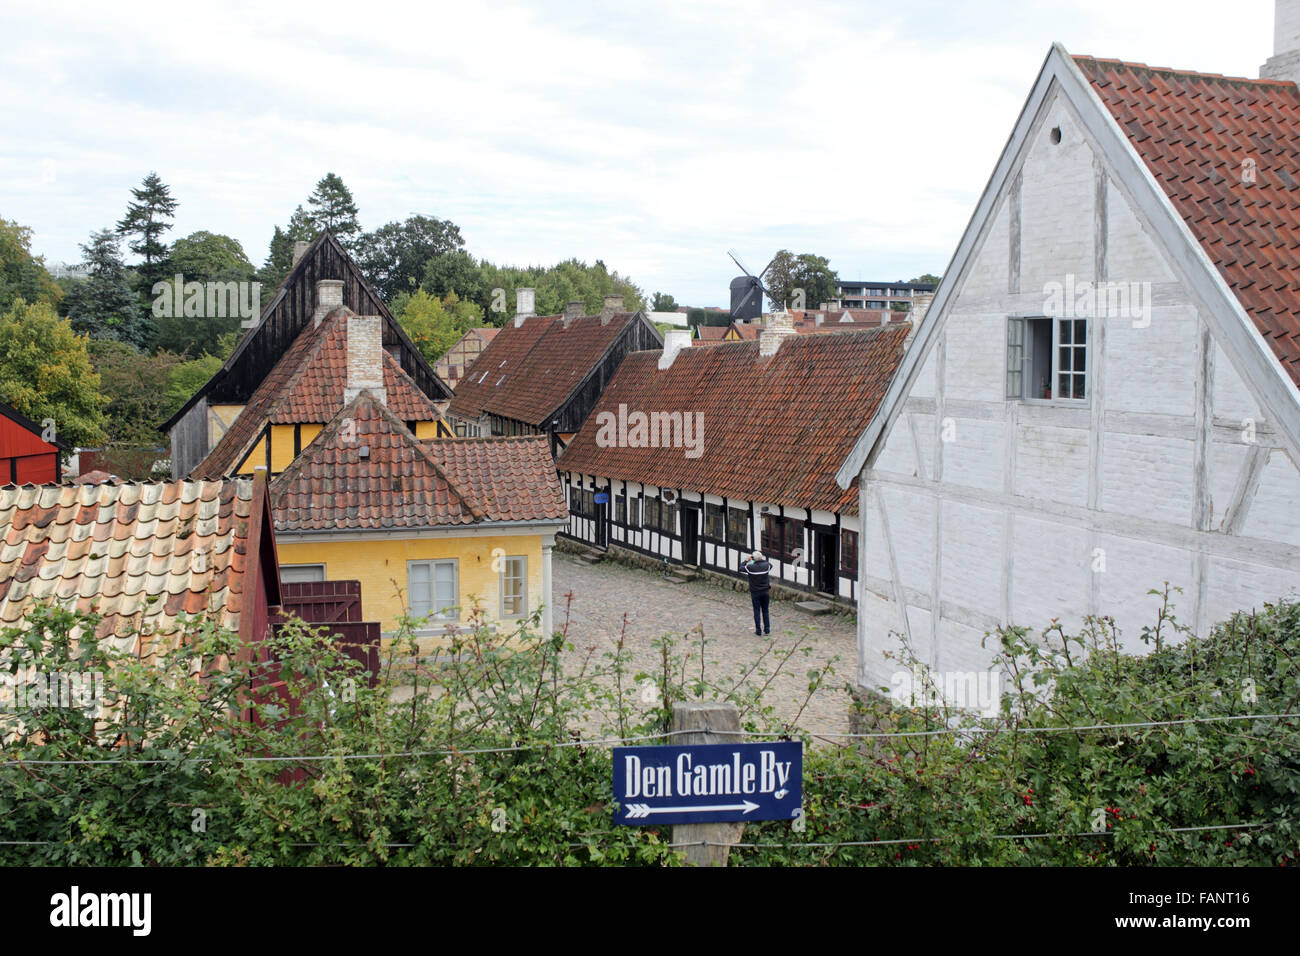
[625,801,760,819]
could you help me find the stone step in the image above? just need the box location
[794,600,834,615]
[664,573,693,584]
[675,568,699,581]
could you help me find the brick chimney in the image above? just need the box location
[1262,0,1300,82]
[601,294,623,325]
[562,300,584,329]
[759,311,796,358]
[292,240,311,267]
[514,287,535,327]
[659,329,692,369]
[344,315,386,406]
[313,278,344,328]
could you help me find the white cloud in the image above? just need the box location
[0,0,1274,304]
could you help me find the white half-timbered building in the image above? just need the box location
[836,38,1300,692]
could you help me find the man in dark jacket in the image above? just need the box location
[740,550,772,636]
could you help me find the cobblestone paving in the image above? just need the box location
[554,552,859,736]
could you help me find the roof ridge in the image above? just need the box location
[275,391,485,522]
[1073,54,1300,89]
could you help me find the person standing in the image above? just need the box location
[740,550,772,636]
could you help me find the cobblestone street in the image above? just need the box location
[554,551,859,736]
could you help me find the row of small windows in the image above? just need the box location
[281,559,528,620]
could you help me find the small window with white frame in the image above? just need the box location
[500,555,527,617]
[408,559,458,620]
[1007,316,1087,402]
[280,563,326,583]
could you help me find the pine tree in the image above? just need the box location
[116,172,178,290]
[305,173,360,246]
[258,205,319,299]
[63,229,150,348]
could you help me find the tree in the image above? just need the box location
[166,353,224,421]
[154,231,257,356]
[0,218,62,311]
[89,340,181,445]
[0,298,107,448]
[258,206,318,300]
[765,250,838,311]
[62,229,150,348]
[305,173,360,246]
[355,215,466,301]
[115,172,178,290]
[908,273,942,286]
[391,289,480,365]
[421,248,483,304]
[650,292,678,312]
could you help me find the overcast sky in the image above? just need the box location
[0,0,1277,307]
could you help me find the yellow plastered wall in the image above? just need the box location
[270,424,298,473]
[276,533,547,649]
[238,435,267,476]
[414,420,440,440]
[209,405,244,448]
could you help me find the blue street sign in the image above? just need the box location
[594,492,610,504]
[613,741,802,825]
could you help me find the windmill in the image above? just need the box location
[727,250,779,322]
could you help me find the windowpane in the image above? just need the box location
[409,563,432,617]
[502,556,526,617]
[726,507,749,548]
[1059,320,1072,345]
[1059,345,1072,373]
[1074,319,1086,344]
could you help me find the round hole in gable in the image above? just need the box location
[1050,126,1062,144]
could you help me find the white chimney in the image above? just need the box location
[759,311,796,358]
[292,240,311,267]
[344,315,386,406]
[1262,0,1300,82]
[515,287,535,322]
[659,329,692,369]
[313,278,344,328]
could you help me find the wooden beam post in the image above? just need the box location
[671,701,743,867]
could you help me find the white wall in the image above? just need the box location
[857,86,1300,692]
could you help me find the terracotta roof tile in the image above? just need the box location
[193,308,442,478]
[557,326,910,513]
[0,479,254,648]
[447,312,642,425]
[270,392,566,532]
[1075,55,1300,388]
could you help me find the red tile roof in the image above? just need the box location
[557,326,911,513]
[696,325,731,341]
[0,478,261,645]
[270,392,566,533]
[193,308,443,479]
[447,312,643,425]
[1075,55,1300,387]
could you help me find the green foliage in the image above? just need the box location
[0,298,107,448]
[62,229,151,348]
[151,231,257,356]
[358,215,466,302]
[908,273,941,286]
[764,250,838,312]
[258,209,318,301]
[0,217,62,311]
[89,339,180,445]
[473,257,645,324]
[2,588,1294,866]
[392,289,484,365]
[650,292,678,312]
[166,352,224,420]
[115,172,178,290]
[733,592,1300,866]
[304,173,360,246]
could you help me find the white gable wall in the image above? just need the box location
[854,80,1300,693]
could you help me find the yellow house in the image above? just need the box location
[191,289,450,482]
[269,391,568,648]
